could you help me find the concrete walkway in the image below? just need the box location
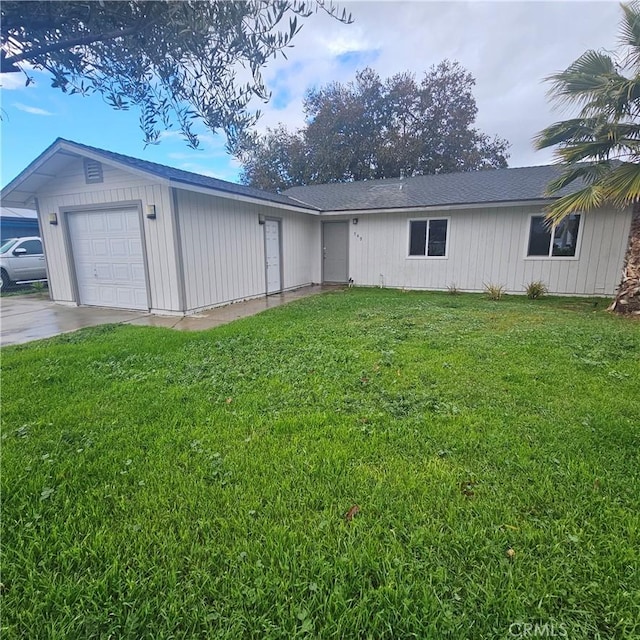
[1,285,334,346]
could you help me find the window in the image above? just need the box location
[0,238,19,254]
[409,219,448,257]
[16,239,42,255]
[527,214,581,257]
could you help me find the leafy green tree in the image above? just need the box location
[240,125,311,190]
[239,62,510,191]
[535,1,640,313]
[0,0,351,150]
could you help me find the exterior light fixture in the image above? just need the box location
[146,204,157,219]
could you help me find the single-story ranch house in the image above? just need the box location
[0,138,633,314]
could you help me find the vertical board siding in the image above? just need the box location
[36,158,181,311]
[348,205,632,295]
[176,190,320,312]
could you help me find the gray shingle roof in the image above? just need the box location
[285,165,578,211]
[53,139,320,211]
[3,138,579,214]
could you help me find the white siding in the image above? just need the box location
[176,190,320,312]
[36,158,181,312]
[347,205,632,296]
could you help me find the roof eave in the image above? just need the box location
[318,198,558,215]
[1,139,173,206]
[1,138,321,214]
[167,179,321,214]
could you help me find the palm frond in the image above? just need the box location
[597,76,640,119]
[545,184,606,223]
[619,1,640,64]
[546,50,617,103]
[545,162,613,194]
[538,3,640,223]
[601,161,640,206]
[534,118,602,149]
[537,116,640,162]
[555,140,627,164]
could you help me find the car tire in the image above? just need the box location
[0,268,13,292]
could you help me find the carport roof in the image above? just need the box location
[0,138,320,212]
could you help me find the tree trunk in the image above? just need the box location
[608,204,640,315]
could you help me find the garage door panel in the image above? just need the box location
[88,215,107,232]
[98,287,115,306]
[134,289,148,306]
[110,239,129,257]
[95,263,112,279]
[68,208,148,311]
[106,215,125,232]
[112,264,130,280]
[125,215,141,232]
[91,239,109,256]
[131,264,146,282]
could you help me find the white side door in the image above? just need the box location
[68,208,148,310]
[265,219,282,294]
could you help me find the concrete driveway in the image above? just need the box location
[1,285,331,346]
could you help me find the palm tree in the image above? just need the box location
[535,1,640,313]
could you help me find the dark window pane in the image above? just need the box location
[552,214,580,257]
[17,239,42,255]
[527,216,551,256]
[409,220,427,255]
[427,219,447,256]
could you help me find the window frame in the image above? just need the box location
[407,217,450,259]
[524,212,583,260]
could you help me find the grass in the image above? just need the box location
[2,289,639,639]
[0,282,49,297]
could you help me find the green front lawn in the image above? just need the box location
[2,289,639,638]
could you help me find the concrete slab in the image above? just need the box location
[1,285,336,346]
[0,294,148,346]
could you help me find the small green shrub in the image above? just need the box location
[484,283,506,300]
[525,280,548,299]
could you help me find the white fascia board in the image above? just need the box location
[0,148,73,202]
[319,199,556,216]
[167,180,321,215]
[1,197,35,208]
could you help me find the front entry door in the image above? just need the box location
[265,219,282,294]
[322,221,348,283]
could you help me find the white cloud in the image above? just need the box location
[241,0,622,168]
[320,32,371,56]
[13,102,54,116]
[1,0,625,182]
[0,73,29,90]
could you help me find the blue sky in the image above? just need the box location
[0,1,622,191]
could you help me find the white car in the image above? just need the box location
[0,237,47,291]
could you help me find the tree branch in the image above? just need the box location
[2,19,154,72]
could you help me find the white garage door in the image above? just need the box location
[68,208,148,310]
